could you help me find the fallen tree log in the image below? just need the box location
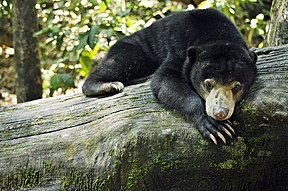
[0,44,288,191]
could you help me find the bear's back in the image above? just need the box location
[121,8,248,64]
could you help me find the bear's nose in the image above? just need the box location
[213,107,229,121]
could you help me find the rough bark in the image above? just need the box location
[266,0,288,46]
[0,44,288,190]
[12,0,42,103]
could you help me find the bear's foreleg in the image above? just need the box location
[151,53,234,144]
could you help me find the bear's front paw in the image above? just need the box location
[197,117,235,145]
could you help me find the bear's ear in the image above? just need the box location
[183,46,201,83]
[249,50,257,64]
[186,46,199,63]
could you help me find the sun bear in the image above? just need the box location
[82,8,257,144]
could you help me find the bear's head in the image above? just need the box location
[183,41,257,121]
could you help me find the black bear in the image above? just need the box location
[82,8,257,144]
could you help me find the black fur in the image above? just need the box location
[83,8,257,143]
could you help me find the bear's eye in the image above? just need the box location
[204,79,214,92]
[232,82,242,94]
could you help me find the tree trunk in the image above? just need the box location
[0,44,288,190]
[12,0,42,103]
[266,0,288,46]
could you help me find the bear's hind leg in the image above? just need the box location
[82,42,154,96]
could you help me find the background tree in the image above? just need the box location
[12,0,42,103]
[266,0,288,46]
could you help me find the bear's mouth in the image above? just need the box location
[206,103,234,121]
[201,79,244,121]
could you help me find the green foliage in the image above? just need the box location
[79,43,100,76]
[49,73,75,97]
[0,0,13,48]
[0,0,12,25]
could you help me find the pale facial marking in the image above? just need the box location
[205,87,235,120]
[201,79,243,121]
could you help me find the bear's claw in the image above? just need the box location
[222,121,235,134]
[200,117,236,145]
[82,81,124,96]
[217,132,226,144]
[208,134,217,145]
[221,127,232,138]
[100,82,124,93]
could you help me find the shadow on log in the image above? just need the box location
[0,45,288,191]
